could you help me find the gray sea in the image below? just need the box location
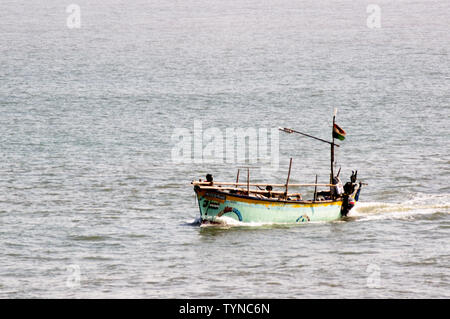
[0,0,449,298]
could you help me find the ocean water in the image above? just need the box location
[0,0,449,298]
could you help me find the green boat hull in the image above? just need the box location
[195,189,343,224]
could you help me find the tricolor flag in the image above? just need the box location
[333,123,346,141]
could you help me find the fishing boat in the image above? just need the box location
[191,110,363,225]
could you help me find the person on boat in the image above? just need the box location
[265,185,273,198]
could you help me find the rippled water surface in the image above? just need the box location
[0,0,449,298]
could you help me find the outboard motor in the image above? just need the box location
[341,194,356,216]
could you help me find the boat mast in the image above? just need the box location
[279,110,340,196]
[330,108,337,196]
[331,109,336,184]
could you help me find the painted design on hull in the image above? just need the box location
[296,215,311,223]
[217,207,243,221]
